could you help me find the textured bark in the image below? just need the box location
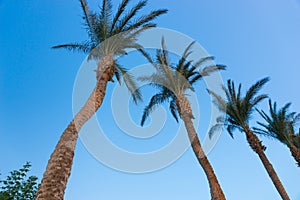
[177,94,226,200]
[176,94,194,119]
[36,55,115,200]
[244,127,290,200]
[289,144,300,167]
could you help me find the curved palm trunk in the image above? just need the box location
[36,55,115,200]
[244,127,290,200]
[177,95,226,200]
[289,144,300,167]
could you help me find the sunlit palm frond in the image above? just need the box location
[87,31,142,59]
[138,73,173,92]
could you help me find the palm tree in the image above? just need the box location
[208,78,291,200]
[254,100,300,167]
[140,38,227,200]
[36,0,167,199]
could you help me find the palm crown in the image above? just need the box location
[254,100,300,147]
[53,0,167,55]
[208,77,270,138]
[140,38,226,126]
[52,0,167,103]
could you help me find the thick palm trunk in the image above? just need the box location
[36,55,115,200]
[244,127,290,200]
[289,144,300,167]
[177,95,226,200]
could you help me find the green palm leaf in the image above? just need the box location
[209,77,269,137]
[140,38,225,124]
[254,99,300,146]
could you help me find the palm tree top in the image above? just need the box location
[51,0,167,103]
[208,77,270,138]
[140,38,226,126]
[254,99,300,146]
[52,0,167,57]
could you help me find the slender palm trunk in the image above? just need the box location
[244,127,290,200]
[289,144,300,167]
[36,55,115,200]
[177,95,226,200]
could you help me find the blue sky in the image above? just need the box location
[1,0,300,199]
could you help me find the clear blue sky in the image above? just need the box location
[1,0,300,199]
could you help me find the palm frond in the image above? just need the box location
[193,56,215,68]
[138,74,173,92]
[207,89,227,112]
[161,37,170,68]
[251,95,268,107]
[115,64,142,104]
[209,123,224,138]
[116,0,147,31]
[236,83,242,103]
[114,67,122,84]
[177,41,195,71]
[169,98,179,122]
[79,0,94,30]
[138,49,154,64]
[131,23,156,36]
[52,42,92,53]
[94,0,113,41]
[141,92,170,126]
[209,78,269,138]
[140,39,225,125]
[255,99,300,146]
[244,77,270,104]
[101,0,113,24]
[227,124,238,138]
[88,30,142,59]
[199,64,226,77]
[253,126,274,136]
[216,116,226,123]
[111,0,130,31]
[124,9,168,31]
[188,73,202,86]
[78,0,99,43]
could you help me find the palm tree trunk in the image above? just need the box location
[244,127,290,200]
[36,55,115,200]
[289,144,300,167]
[177,95,226,200]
